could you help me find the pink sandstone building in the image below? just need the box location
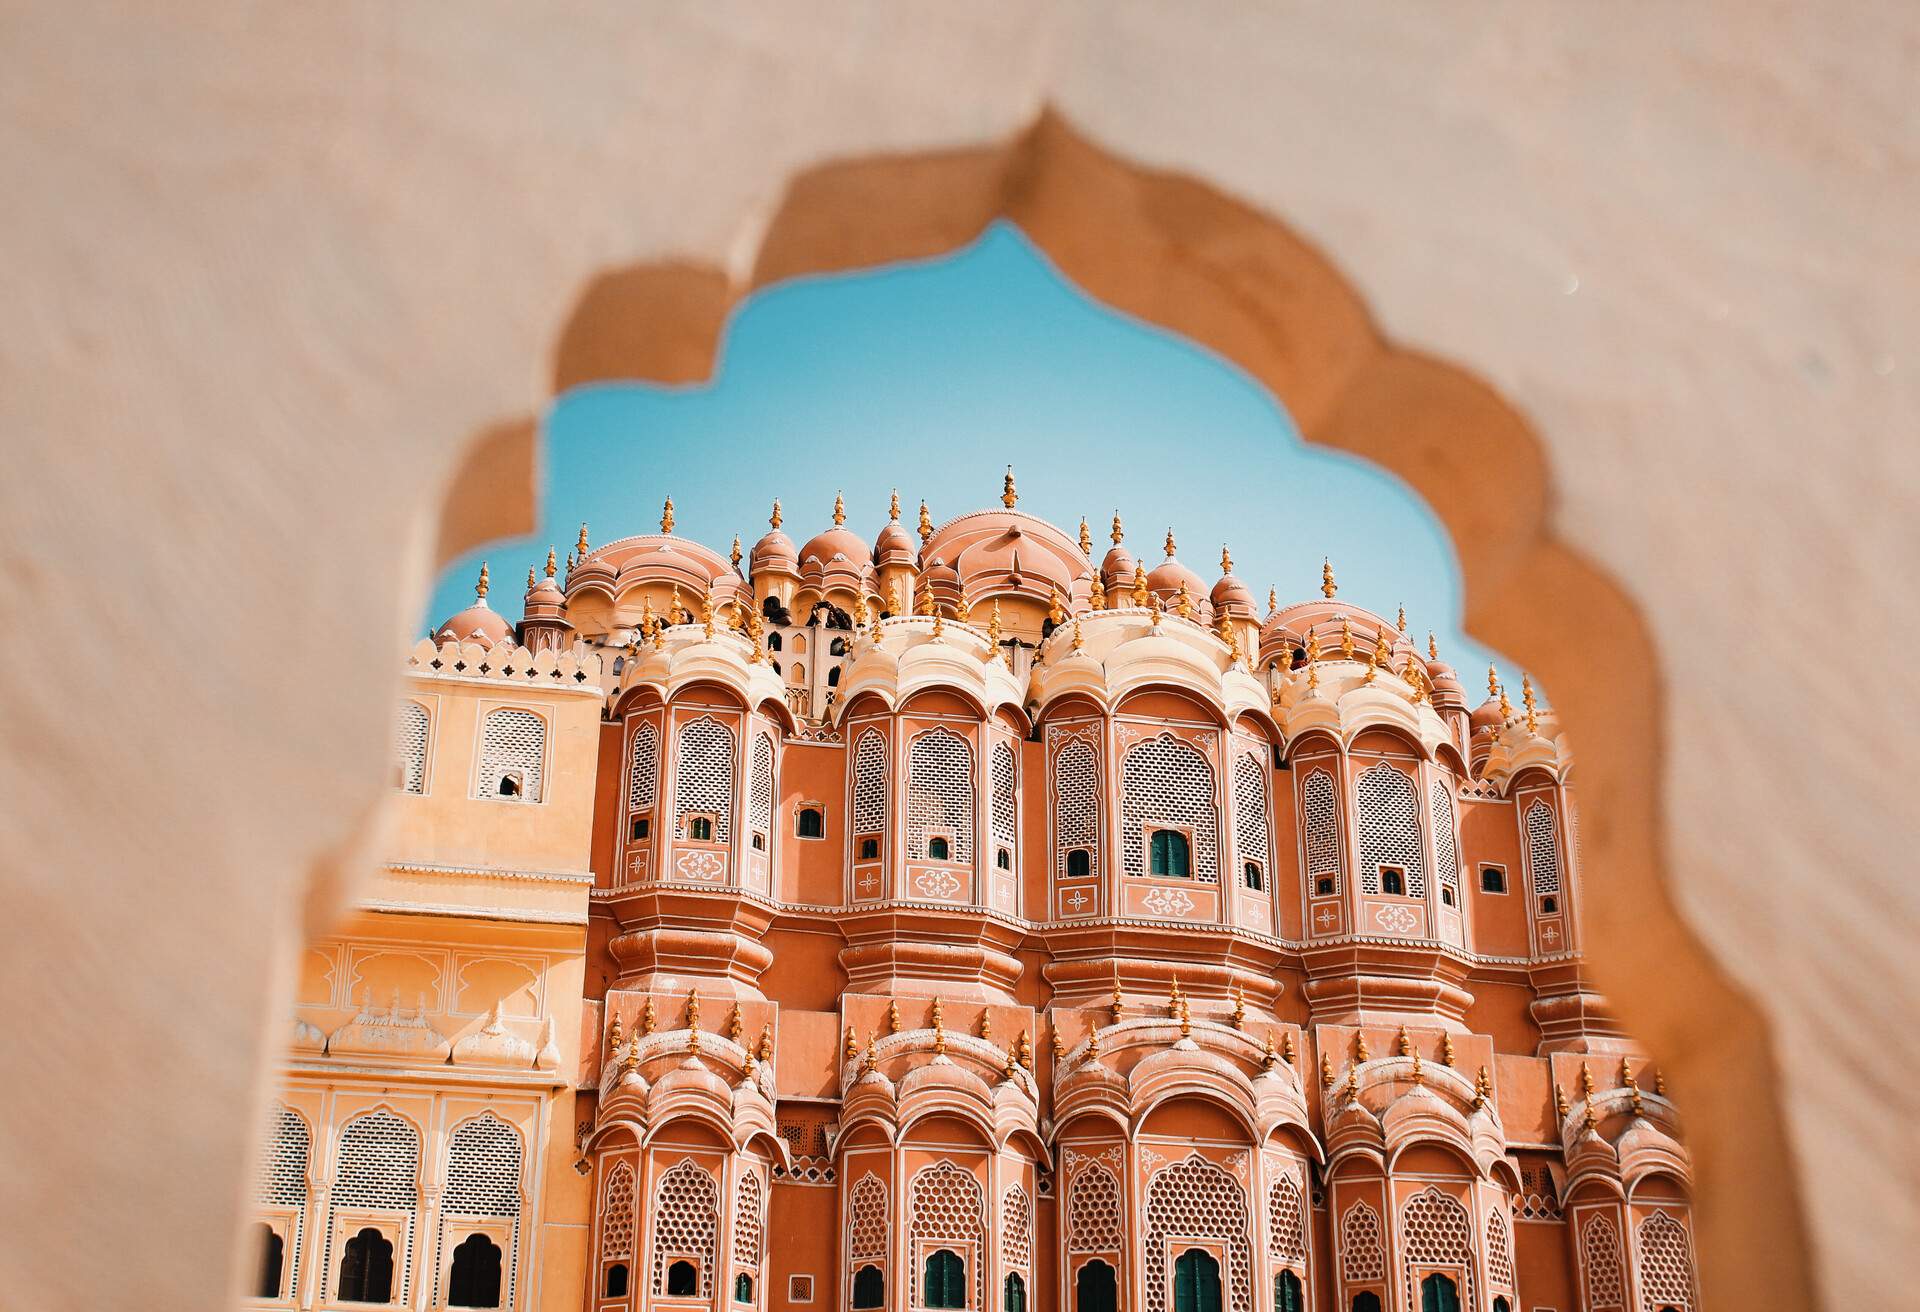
[250,474,1698,1312]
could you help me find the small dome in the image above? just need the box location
[434,564,514,645]
[799,528,873,571]
[1147,558,1207,602]
[751,500,800,576]
[522,552,568,621]
[875,520,916,567]
[919,508,1090,609]
[1428,659,1466,704]
[1209,548,1255,616]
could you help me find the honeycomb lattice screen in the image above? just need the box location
[1581,1212,1625,1310]
[1065,1165,1122,1253]
[1267,1171,1305,1263]
[1001,1184,1032,1271]
[1053,738,1099,879]
[990,741,1017,855]
[627,721,659,813]
[1526,799,1562,897]
[848,1173,888,1261]
[750,734,775,842]
[852,730,887,835]
[1355,764,1425,897]
[396,701,430,794]
[1141,1155,1251,1312]
[733,1169,764,1269]
[257,1104,310,1300]
[674,716,736,842]
[906,729,974,863]
[478,708,546,802]
[1302,769,1341,893]
[1340,1201,1385,1282]
[1234,752,1271,873]
[1431,780,1460,898]
[444,1114,523,1216]
[1120,734,1218,882]
[907,1162,984,1308]
[1486,1207,1514,1290]
[334,1110,420,1209]
[1400,1188,1476,1312]
[1635,1212,1696,1312]
[650,1160,718,1296]
[602,1162,636,1260]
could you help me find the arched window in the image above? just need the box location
[254,1104,310,1300]
[651,1160,718,1297]
[1525,798,1562,905]
[1492,1299,1511,1312]
[1355,763,1425,897]
[253,1223,284,1298]
[749,733,775,853]
[790,662,806,685]
[907,728,974,864]
[851,1264,885,1308]
[1430,779,1460,905]
[766,632,781,652]
[446,1233,502,1308]
[395,701,430,794]
[1004,1271,1027,1312]
[859,837,879,859]
[1076,1259,1118,1312]
[1066,848,1092,879]
[1122,733,1217,881]
[1418,1273,1461,1312]
[477,707,545,802]
[666,1260,698,1296]
[928,835,950,861]
[734,1272,754,1302]
[797,807,825,838]
[827,666,841,687]
[1233,751,1270,879]
[1274,1270,1304,1312]
[336,1227,395,1303]
[1172,1248,1222,1312]
[1054,737,1100,881]
[675,716,736,843]
[1243,861,1263,890]
[689,816,714,841]
[1350,1295,1383,1312]
[604,1264,628,1297]
[997,848,1011,869]
[1301,768,1342,896]
[1149,829,1191,878]
[922,1250,966,1309]
[627,721,659,814]
[990,741,1018,861]
[852,729,888,837]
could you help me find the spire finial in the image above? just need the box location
[1498,678,1513,721]
[1410,1045,1424,1085]
[1111,982,1125,1024]
[832,491,845,527]
[1282,1030,1297,1065]
[545,546,558,579]
[931,996,946,1055]
[1002,465,1017,509]
[577,522,590,556]
[1554,1082,1570,1117]
[987,599,1004,662]
[1396,603,1407,633]
[1268,585,1278,613]
[1164,527,1177,559]
[844,1024,857,1060]
[1049,585,1066,626]
[527,565,537,589]
[1231,985,1246,1030]
[1132,563,1149,608]
[1523,673,1539,734]
[1354,1029,1371,1062]
[769,498,783,530]
[889,488,900,522]
[727,1001,744,1043]
[1220,544,1233,574]
[862,1031,878,1075]
[1320,1050,1335,1089]
[1090,574,1107,610]
[475,561,490,601]
[1441,1031,1456,1067]
[1078,516,1092,555]
[1321,558,1337,599]
[1397,1024,1412,1057]
[918,499,932,544]
[1488,663,1501,699]
[1086,1024,1101,1060]
[853,591,870,629]
[1176,582,1194,620]
[730,535,742,569]
[887,998,901,1033]
[1262,1029,1279,1070]
[1110,511,1124,545]
[1339,619,1355,660]
[1428,631,1439,661]
[660,497,675,534]
[1071,616,1084,652]
[641,996,657,1034]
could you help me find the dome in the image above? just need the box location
[1470,666,1513,731]
[569,532,737,599]
[1145,530,1207,604]
[750,499,799,576]
[522,551,568,621]
[1097,513,1138,595]
[919,508,1090,608]
[797,494,875,589]
[873,491,918,568]
[1208,547,1256,616]
[433,563,515,645]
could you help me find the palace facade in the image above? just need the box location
[248,474,1699,1312]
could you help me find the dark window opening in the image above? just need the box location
[1379,864,1406,896]
[1066,849,1092,879]
[689,816,714,842]
[1275,1270,1304,1312]
[1243,862,1264,891]
[827,666,841,687]
[1480,866,1507,893]
[605,1263,629,1297]
[734,1272,754,1302]
[830,637,848,656]
[1172,1247,1222,1312]
[1441,885,1455,907]
[922,1250,965,1309]
[497,774,520,798]
[1004,1271,1027,1312]
[766,632,782,651]
[1541,895,1559,914]
[1148,829,1192,878]
[797,807,825,838]
[447,1232,503,1308]
[1351,1294,1383,1312]
[751,832,766,851]
[1316,876,1336,897]
[337,1226,395,1304]
[1075,1259,1117,1312]
[253,1223,284,1299]
[859,837,879,860]
[1493,1299,1512,1312]
[927,836,950,861]
[851,1264,885,1308]
[1419,1273,1461,1312]
[996,848,1012,870]
[666,1259,698,1297]
[630,815,650,841]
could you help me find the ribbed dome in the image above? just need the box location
[875,519,917,568]
[1208,549,1255,616]
[919,509,1089,608]
[433,563,514,645]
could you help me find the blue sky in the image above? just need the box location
[428,221,1500,682]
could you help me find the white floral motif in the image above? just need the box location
[1064,889,1089,912]
[1141,886,1196,917]
[675,850,726,882]
[1374,903,1418,934]
[913,869,963,899]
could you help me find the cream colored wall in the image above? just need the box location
[1,6,1913,1310]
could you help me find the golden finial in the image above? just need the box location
[667,584,683,625]
[1473,1064,1490,1109]
[1111,982,1126,1024]
[1262,1029,1279,1070]
[1441,1032,1456,1066]
[889,488,900,522]
[1428,631,1439,662]
[686,990,701,1030]
[730,535,742,569]
[1579,1060,1595,1100]
[978,1009,992,1041]
[1397,1024,1412,1057]
[953,594,970,623]
[1354,1029,1371,1062]
[887,998,901,1033]
[727,1001,744,1043]
[918,588,935,618]
[1087,1025,1101,1060]
[757,1025,773,1064]
[1396,602,1407,633]
[1267,585,1278,613]
[1282,1030,1297,1065]
[1339,619,1355,660]
[1110,511,1124,545]
[853,591,869,628]
[1654,1068,1669,1097]
[1090,574,1107,610]
[930,603,945,639]
[831,491,846,526]
[1487,663,1500,699]
[1078,516,1092,555]
[1553,1082,1569,1116]
[1410,1045,1424,1085]
[890,579,906,616]
[1582,1093,1598,1135]
[545,546,558,579]
[702,595,715,639]
[869,600,882,641]
[621,1031,641,1075]
[1001,465,1017,509]
[862,1031,878,1075]
[1176,583,1194,620]
[1132,563,1149,607]
[527,565,537,589]
[1017,1029,1033,1069]
[987,600,1005,661]
[1522,673,1539,734]
[1321,558,1337,599]
[1344,1064,1361,1103]
[918,499,933,543]
[577,522,590,556]
[844,1025,857,1060]
[769,498,782,530]
[1363,636,1382,684]
[1305,631,1322,691]
[1230,986,1246,1030]
[931,998,946,1056]
[1178,995,1192,1040]
[1406,657,1427,704]
[1049,585,1066,625]
[1168,975,1183,1015]
[1623,1059,1644,1115]
[1050,1027,1065,1061]
[1220,545,1234,575]
[1497,679,1513,721]
[475,561,491,600]
[1320,1050,1335,1088]
[641,996,657,1035]
[1071,617,1085,652]
[607,1012,625,1058]
[930,996,944,1028]
[659,497,675,534]
[1163,527,1177,559]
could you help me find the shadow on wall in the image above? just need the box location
[436,110,1801,1312]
